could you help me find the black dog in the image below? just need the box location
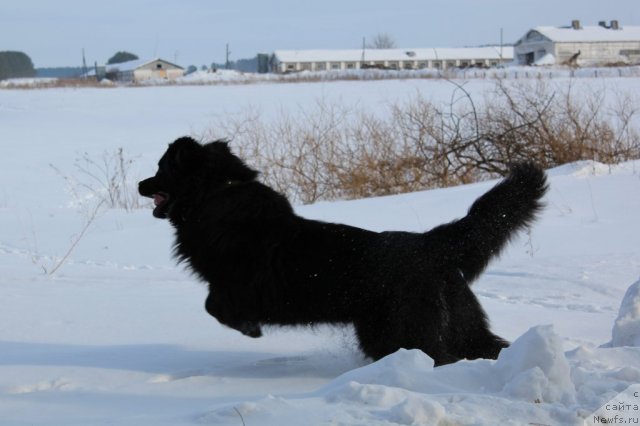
[139,137,548,366]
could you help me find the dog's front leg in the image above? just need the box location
[222,319,263,338]
[236,321,263,338]
[205,292,262,338]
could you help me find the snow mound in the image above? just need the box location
[610,278,640,347]
[177,69,251,84]
[534,53,556,66]
[322,348,434,393]
[210,326,581,425]
[495,325,576,404]
[328,327,578,407]
[322,326,575,405]
[324,326,575,404]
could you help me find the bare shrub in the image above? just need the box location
[51,147,147,211]
[44,148,146,275]
[45,200,106,276]
[467,79,640,173]
[207,79,640,204]
[209,100,349,203]
[208,100,441,203]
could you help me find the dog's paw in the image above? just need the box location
[238,322,263,338]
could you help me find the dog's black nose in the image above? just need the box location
[138,177,154,197]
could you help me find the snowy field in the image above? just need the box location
[1,77,639,425]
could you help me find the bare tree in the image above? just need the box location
[366,33,397,49]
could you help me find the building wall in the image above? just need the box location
[134,60,184,82]
[554,41,640,64]
[515,32,640,65]
[275,57,507,73]
[134,69,184,81]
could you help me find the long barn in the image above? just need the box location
[270,46,513,73]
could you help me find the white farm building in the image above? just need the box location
[104,58,185,83]
[270,46,513,73]
[514,20,640,66]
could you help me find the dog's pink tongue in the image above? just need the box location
[153,193,166,206]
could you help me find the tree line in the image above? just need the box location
[0,51,36,80]
[0,50,142,81]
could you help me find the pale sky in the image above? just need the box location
[2,0,638,68]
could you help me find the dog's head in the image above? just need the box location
[138,136,257,219]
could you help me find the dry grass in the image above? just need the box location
[206,79,640,204]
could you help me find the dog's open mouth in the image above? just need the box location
[151,192,170,218]
[153,193,168,207]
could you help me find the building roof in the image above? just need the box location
[521,25,640,44]
[138,58,184,70]
[105,58,184,72]
[273,46,514,63]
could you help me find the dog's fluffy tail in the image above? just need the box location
[427,162,548,284]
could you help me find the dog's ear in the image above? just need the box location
[206,140,232,156]
[205,140,259,182]
[169,137,204,171]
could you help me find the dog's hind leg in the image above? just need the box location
[442,278,509,361]
[457,329,509,361]
[353,310,460,366]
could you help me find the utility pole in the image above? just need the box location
[500,28,504,63]
[81,48,88,79]
[225,43,231,69]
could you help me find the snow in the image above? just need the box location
[534,52,556,66]
[0,77,57,88]
[1,77,639,425]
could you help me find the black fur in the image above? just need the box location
[139,137,548,366]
